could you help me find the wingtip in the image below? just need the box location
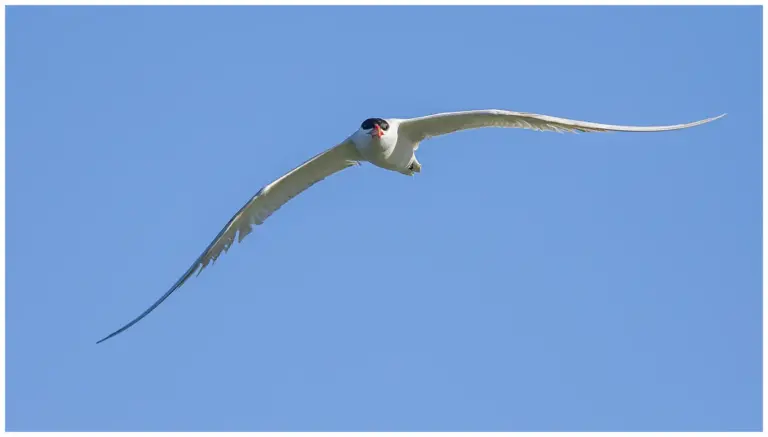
[96,333,114,344]
[707,113,727,122]
[692,113,726,127]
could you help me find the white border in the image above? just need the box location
[0,1,763,436]
[1,0,766,5]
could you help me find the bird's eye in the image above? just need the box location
[361,119,375,130]
[380,121,389,131]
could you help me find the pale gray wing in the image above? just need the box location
[97,139,361,344]
[398,109,726,143]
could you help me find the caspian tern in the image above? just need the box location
[97,109,725,344]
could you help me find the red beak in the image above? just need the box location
[371,124,383,138]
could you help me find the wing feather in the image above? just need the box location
[398,109,725,142]
[97,139,360,343]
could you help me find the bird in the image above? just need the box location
[97,108,725,344]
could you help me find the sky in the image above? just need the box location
[5,5,761,432]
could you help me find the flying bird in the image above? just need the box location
[97,109,725,343]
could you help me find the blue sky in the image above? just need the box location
[6,5,761,432]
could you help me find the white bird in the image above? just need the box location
[97,109,725,343]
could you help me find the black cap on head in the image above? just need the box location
[361,118,389,131]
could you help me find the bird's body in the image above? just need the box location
[350,118,416,174]
[97,108,725,344]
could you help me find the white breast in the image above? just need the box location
[352,120,415,171]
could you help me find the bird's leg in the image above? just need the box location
[408,159,422,174]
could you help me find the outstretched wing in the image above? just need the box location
[97,139,361,344]
[398,109,725,142]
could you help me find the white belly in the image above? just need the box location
[357,136,415,172]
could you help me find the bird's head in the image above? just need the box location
[359,118,390,139]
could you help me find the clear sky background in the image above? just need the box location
[6,5,761,432]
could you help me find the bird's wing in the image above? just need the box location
[97,139,361,344]
[398,109,725,142]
